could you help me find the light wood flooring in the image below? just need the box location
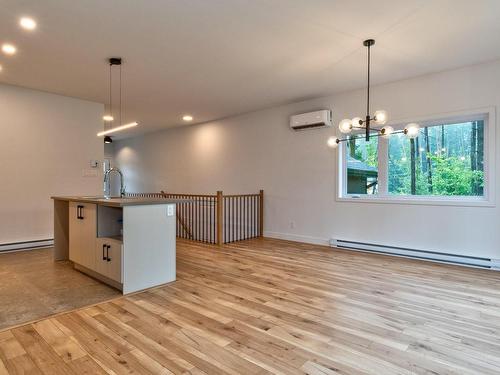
[1,238,500,374]
[0,248,121,331]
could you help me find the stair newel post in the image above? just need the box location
[259,189,264,237]
[216,191,223,246]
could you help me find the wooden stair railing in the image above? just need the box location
[125,190,263,245]
[221,191,263,244]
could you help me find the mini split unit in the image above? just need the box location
[290,110,333,130]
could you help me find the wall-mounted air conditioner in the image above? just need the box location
[290,110,332,131]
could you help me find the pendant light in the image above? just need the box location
[99,57,138,142]
[328,39,420,148]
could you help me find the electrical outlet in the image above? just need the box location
[167,205,175,217]
[289,221,295,229]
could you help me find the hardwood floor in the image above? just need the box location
[1,238,500,374]
[0,248,120,330]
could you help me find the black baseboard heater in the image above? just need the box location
[0,239,54,253]
[331,239,499,270]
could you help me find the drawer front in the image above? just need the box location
[106,240,123,283]
[95,238,123,283]
[95,238,109,276]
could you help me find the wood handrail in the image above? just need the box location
[161,193,217,198]
[222,194,260,198]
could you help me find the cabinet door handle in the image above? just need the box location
[102,244,107,260]
[77,205,83,219]
[79,205,84,220]
[106,245,111,262]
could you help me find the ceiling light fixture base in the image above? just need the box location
[109,57,122,66]
[363,39,375,47]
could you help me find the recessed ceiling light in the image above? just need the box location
[182,115,193,122]
[103,115,114,121]
[20,17,37,30]
[2,44,17,55]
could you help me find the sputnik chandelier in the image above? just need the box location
[328,39,420,148]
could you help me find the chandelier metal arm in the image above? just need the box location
[335,129,406,144]
[353,124,382,132]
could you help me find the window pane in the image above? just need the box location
[346,136,378,195]
[388,121,484,196]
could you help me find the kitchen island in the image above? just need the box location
[52,196,178,294]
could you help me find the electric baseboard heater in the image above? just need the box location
[330,239,499,270]
[0,239,54,253]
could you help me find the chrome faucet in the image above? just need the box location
[104,167,126,198]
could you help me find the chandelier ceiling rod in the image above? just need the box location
[364,39,374,141]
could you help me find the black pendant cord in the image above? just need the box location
[119,64,122,127]
[103,57,123,142]
[337,129,405,143]
[109,63,112,129]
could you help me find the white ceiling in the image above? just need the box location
[1,0,500,138]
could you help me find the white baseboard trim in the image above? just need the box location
[264,231,329,246]
[0,239,54,253]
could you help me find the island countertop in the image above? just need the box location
[51,195,188,207]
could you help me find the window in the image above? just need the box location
[388,121,484,196]
[346,136,378,195]
[338,110,493,205]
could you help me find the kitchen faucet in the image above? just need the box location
[104,167,126,198]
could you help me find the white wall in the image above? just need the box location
[0,83,104,245]
[104,143,115,159]
[114,60,500,259]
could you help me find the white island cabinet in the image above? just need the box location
[52,196,178,294]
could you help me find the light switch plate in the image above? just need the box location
[167,205,174,216]
[90,160,99,168]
